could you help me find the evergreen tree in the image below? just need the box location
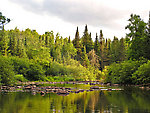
[0,12,10,56]
[119,38,127,61]
[45,34,48,47]
[94,33,99,54]
[16,38,26,57]
[73,26,82,61]
[110,36,120,62]
[68,36,71,43]
[55,33,60,46]
[8,30,17,56]
[81,46,90,67]
[0,30,8,56]
[99,30,105,69]
[102,38,110,66]
[82,25,93,53]
[42,35,44,40]
[73,26,80,48]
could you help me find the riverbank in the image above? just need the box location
[1,81,150,97]
[0,81,123,96]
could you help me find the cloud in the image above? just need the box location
[9,0,128,30]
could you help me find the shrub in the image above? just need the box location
[11,57,46,81]
[46,62,71,76]
[0,56,15,85]
[45,61,98,81]
[26,63,45,81]
[106,60,140,84]
[14,74,28,82]
[133,60,150,84]
[11,57,30,77]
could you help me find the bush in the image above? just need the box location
[26,63,45,81]
[46,62,62,76]
[11,57,46,81]
[133,60,150,84]
[11,57,30,77]
[0,56,15,85]
[45,61,98,81]
[46,62,71,76]
[46,75,75,82]
[14,74,28,82]
[66,65,96,81]
[106,60,140,84]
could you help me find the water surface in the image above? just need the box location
[0,85,150,113]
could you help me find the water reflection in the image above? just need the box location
[0,86,150,113]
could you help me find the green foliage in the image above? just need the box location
[73,26,80,48]
[11,57,45,81]
[0,30,9,56]
[3,11,150,85]
[94,33,99,53]
[14,74,28,82]
[26,63,45,81]
[110,37,127,63]
[125,14,148,60]
[45,59,98,81]
[11,57,30,77]
[62,40,77,59]
[81,46,90,67]
[105,60,140,84]
[82,25,93,53]
[133,60,150,84]
[0,56,15,85]
[46,62,67,76]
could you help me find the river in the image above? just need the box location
[0,83,150,113]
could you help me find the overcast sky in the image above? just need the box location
[0,0,150,40]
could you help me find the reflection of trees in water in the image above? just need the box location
[0,88,150,113]
[105,87,150,113]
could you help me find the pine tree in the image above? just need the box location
[45,35,48,47]
[0,12,10,56]
[48,31,54,48]
[17,38,26,57]
[73,26,80,48]
[0,30,8,56]
[110,36,120,62]
[42,35,44,40]
[82,25,93,53]
[94,33,99,54]
[72,26,82,61]
[102,38,111,66]
[119,38,126,61]
[81,46,90,67]
[55,33,60,46]
[99,30,105,69]
[8,31,17,56]
[68,36,71,43]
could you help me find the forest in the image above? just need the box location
[0,12,150,85]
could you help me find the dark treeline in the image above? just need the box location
[0,12,150,85]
